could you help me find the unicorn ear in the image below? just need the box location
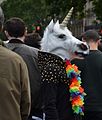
[54,20,60,30]
[47,19,55,31]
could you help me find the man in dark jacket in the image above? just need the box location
[0,8,31,120]
[71,30,102,120]
[4,17,42,120]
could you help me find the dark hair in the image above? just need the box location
[4,17,26,38]
[82,30,100,43]
[25,32,41,49]
[0,7,4,30]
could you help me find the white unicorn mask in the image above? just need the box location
[41,20,89,60]
[41,8,89,60]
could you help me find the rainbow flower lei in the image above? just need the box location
[65,59,86,115]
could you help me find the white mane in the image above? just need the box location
[41,20,89,60]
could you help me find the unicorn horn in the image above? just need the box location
[60,7,74,27]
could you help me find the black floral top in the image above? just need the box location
[38,51,75,120]
[38,51,68,84]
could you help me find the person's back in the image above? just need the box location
[38,51,75,120]
[71,30,102,120]
[4,17,42,119]
[0,45,31,120]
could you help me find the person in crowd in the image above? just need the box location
[24,32,41,49]
[4,17,42,120]
[0,7,31,120]
[71,29,102,120]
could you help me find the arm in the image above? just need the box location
[20,59,31,120]
[42,81,59,120]
[42,63,59,120]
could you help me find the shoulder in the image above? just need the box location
[2,46,26,65]
[38,51,63,62]
[19,44,39,57]
[89,50,102,58]
[38,51,64,69]
[38,51,66,83]
[6,43,39,58]
[97,50,102,56]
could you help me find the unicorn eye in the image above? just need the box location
[58,34,66,39]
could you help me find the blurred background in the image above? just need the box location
[0,0,102,38]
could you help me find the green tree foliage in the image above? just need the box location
[1,0,87,31]
[1,0,46,31]
[45,0,87,20]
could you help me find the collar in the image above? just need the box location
[65,59,71,65]
[9,39,24,44]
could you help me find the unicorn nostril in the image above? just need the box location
[78,43,88,51]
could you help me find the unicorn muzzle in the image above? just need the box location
[78,43,89,51]
[75,43,89,57]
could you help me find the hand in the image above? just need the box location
[70,53,84,61]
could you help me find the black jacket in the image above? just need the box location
[71,50,102,112]
[6,39,42,117]
[38,51,75,120]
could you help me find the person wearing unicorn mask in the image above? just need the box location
[0,7,31,120]
[39,7,89,120]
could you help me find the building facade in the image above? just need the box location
[70,0,101,37]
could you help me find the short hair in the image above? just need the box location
[25,32,41,49]
[0,7,4,30]
[4,17,26,38]
[82,30,100,43]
